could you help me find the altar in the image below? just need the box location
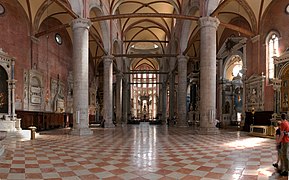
[0,49,21,131]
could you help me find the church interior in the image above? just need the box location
[0,0,289,179]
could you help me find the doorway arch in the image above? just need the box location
[0,66,8,113]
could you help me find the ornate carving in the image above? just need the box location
[71,18,91,30]
[23,69,44,111]
[245,74,265,111]
[198,16,220,29]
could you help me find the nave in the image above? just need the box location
[0,123,285,180]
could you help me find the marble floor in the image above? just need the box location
[0,122,286,180]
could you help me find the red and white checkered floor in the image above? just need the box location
[0,123,286,179]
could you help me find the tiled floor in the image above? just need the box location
[0,122,287,180]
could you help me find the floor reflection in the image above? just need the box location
[0,125,285,179]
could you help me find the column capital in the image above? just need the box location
[198,16,220,30]
[102,55,114,63]
[177,55,188,63]
[71,18,91,30]
[116,72,124,79]
[11,58,15,64]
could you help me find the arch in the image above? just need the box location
[113,39,122,71]
[68,0,83,17]
[168,38,178,70]
[223,51,244,80]
[277,62,289,79]
[89,6,110,53]
[265,30,280,79]
[0,66,8,113]
[206,0,220,16]
[179,5,199,52]
[111,0,180,15]
[131,58,159,70]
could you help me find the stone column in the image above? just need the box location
[177,55,188,127]
[198,16,220,134]
[128,84,131,119]
[9,58,16,120]
[162,82,167,123]
[7,81,11,117]
[122,78,128,123]
[103,55,115,128]
[10,80,16,119]
[169,72,175,120]
[70,18,92,135]
[115,73,123,126]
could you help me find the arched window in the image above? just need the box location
[267,32,279,79]
[131,62,158,119]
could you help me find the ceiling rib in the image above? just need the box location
[89,13,254,36]
[52,0,78,18]
[123,40,169,43]
[113,53,178,58]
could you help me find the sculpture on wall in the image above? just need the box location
[23,69,44,111]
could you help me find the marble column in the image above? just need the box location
[169,72,175,120]
[70,18,92,135]
[7,81,11,117]
[177,55,188,127]
[115,73,123,126]
[128,83,131,119]
[217,59,223,123]
[198,16,220,134]
[162,82,167,123]
[103,55,115,128]
[122,78,128,123]
[11,58,16,119]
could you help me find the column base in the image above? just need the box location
[104,122,115,128]
[15,118,22,131]
[70,128,93,136]
[0,120,16,132]
[177,120,189,127]
[197,127,220,135]
[115,123,126,127]
[0,144,4,156]
[177,124,189,127]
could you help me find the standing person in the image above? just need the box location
[273,121,282,169]
[278,113,289,176]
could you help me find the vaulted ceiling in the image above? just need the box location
[16,0,277,62]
